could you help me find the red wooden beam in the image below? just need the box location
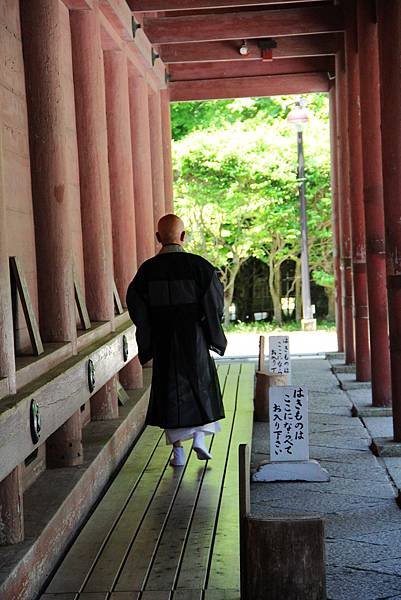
[160,34,339,63]
[169,72,329,101]
[130,0,327,11]
[143,6,343,44]
[168,56,334,80]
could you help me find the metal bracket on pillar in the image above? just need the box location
[30,399,41,444]
[122,335,129,362]
[152,49,160,66]
[132,17,141,38]
[87,358,96,393]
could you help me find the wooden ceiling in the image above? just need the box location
[127,0,343,101]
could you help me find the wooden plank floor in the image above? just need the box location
[41,362,254,600]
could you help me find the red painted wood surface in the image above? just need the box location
[20,0,77,345]
[144,6,344,44]
[169,56,334,81]
[345,0,370,381]
[377,0,401,435]
[160,89,174,213]
[104,50,138,307]
[46,409,83,467]
[131,0,326,10]
[70,9,114,323]
[170,72,328,101]
[335,52,355,365]
[160,35,339,64]
[0,466,23,545]
[357,0,391,406]
[120,355,144,390]
[328,85,344,354]
[148,90,166,238]
[129,75,156,265]
[90,375,119,420]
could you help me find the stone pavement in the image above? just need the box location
[251,357,401,600]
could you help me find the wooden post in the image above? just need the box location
[345,0,371,381]
[90,376,119,420]
[254,372,289,422]
[160,88,174,213]
[20,0,77,345]
[239,444,250,600]
[335,51,355,365]
[0,127,16,393]
[70,8,114,323]
[244,516,326,600]
[258,335,265,372]
[104,50,138,308]
[148,89,166,242]
[120,356,143,390]
[0,466,24,545]
[357,0,392,406]
[328,84,344,353]
[46,411,83,467]
[129,74,156,266]
[377,0,401,435]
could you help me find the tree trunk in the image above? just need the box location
[269,259,282,325]
[326,287,335,321]
[295,259,302,322]
[223,260,241,327]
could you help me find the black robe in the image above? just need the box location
[126,248,227,429]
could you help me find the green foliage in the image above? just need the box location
[172,93,334,317]
[225,319,336,333]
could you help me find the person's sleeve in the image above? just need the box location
[201,270,227,356]
[126,275,153,365]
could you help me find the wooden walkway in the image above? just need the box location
[41,362,254,600]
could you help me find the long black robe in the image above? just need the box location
[126,248,227,429]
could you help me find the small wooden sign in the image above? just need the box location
[269,335,290,375]
[269,386,309,462]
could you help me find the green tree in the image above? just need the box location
[172,94,333,324]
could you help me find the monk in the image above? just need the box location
[126,214,227,466]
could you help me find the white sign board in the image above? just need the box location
[269,335,290,374]
[269,386,309,462]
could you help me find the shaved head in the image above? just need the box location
[156,214,185,245]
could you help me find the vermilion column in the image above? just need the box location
[160,88,174,213]
[21,0,76,345]
[104,50,142,390]
[148,89,166,238]
[70,9,114,323]
[0,466,23,545]
[46,413,83,466]
[129,75,155,266]
[0,132,15,393]
[329,85,344,354]
[377,1,401,435]
[22,0,83,468]
[70,9,118,417]
[357,0,392,406]
[335,52,355,364]
[345,1,370,381]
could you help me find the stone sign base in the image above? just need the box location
[301,318,317,331]
[253,459,330,482]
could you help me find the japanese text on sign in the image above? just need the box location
[269,335,290,374]
[269,386,309,462]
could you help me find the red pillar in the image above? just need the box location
[0,132,16,393]
[345,1,371,381]
[357,0,392,406]
[104,50,143,390]
[70,9,114,323]
[46,413,83,466]
[335,52,355,364]
[90,376,119,420]
[21,0,77,345]
[328,85,344,353]
[70,8,118,414]
[377,0,401,434]
[148,89,166,242]
[160,88,174,214]
[129,75,155,266]
[0,466,23,545]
